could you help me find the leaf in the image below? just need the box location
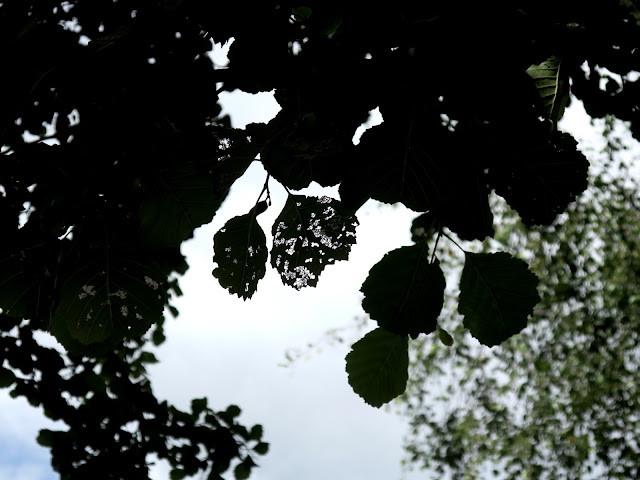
[170,469,188,480]
[191,397,208,417]
[260,112,349,189]
[248,424,263,441]
[346,328,408,407]
[438,326,454,346]
[50,248,166,351]
[458,252,540,346]
[212,201,268,299]
[340,122,443,213]
[139,160,243,248]
[271,195,358,289]
[489,131,589,225]
[526,55,569,127]
[36,429,55,447]
[254,442,269,455]
[234,458,256,480]
[361,243,445,339]
[0,367,16,388]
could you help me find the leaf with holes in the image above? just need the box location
[345,327,408,408]
[361,243,445,339]
[270,195,358,289]
[50,247,167,352]
[212,201,268,299]
[526,55,569,127]
[458,252,540,346]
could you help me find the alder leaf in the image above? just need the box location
[361,243,445,339]
[526,55,569,127]
[345,327,409,408]
[270,195,357,289]
[212,201,268,300]
[50,248,166,352]
[260,112,349,189]
[458,252,540,346]
[489,131,589,225]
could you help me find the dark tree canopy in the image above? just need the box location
[1,0,639,478]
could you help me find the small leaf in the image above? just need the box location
[437,326,454,346]
[234,458,255,480]
[254,442,269,455]
[191,397,208,417]
[36,429,55,447]
[458,252,540,346]
[0,367,17,389]
[361,243,445,339]
[345,327,409,408]
[248,424,263,441]
[212,202,268,299]
[271,195,357,289]
[526,55,569,127]
[224,405,241,420]
[170,469,187,480]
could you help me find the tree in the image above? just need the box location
[1,0,639,478]
[400,118,640,480]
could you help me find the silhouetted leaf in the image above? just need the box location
[261,112,349,189]
[438,326,454,346]
[361,243,445,339]
[254,442,269,455]
[346,327,408,408]
[458,252,540,346]
[271,195,357,289]
[0,367,16,388]
[170,469,188,480]
[341,121,444,212]
[489,131,589,225]
[50,249,166,351]
[139,159,245,248]
[212,201,268,299]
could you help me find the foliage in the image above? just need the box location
[1,0,640,477]
[400,120,640,479]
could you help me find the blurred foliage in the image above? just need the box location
[401,117,640,479]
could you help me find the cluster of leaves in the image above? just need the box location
[400,119,640,479]
[2,0,640,477]
[0,0,266,477]
[1,315,268,480]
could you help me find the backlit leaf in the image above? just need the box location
[50,248,166,351]
[271,195,357,289]
[458,252,540,346]
[361,243,445,339]
[212,201,268,299]
[526,55,569,127]
[346,327,408,408]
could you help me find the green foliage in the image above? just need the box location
[361,243,445,339]
[345,328,409,408]
[400,121,640,479]
[458,252,540,346]
[2,0,640,477]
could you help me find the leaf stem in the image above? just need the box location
[442,231,465,253]
[430,229,442,264]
